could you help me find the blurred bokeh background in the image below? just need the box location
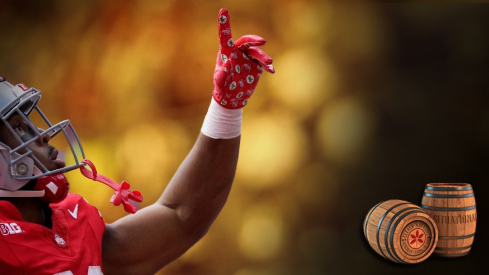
[1,1,488,274]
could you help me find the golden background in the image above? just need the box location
[1,1,488,274]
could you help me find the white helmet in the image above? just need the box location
[0,76,85,201]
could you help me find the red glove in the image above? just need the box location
[213,8,275,109]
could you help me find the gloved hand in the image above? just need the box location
[213,8,275,109]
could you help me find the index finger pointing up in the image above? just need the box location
[218,8,234,49]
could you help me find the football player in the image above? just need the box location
[0,8,273,274]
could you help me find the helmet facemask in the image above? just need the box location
[0,79,142,211]
[0,82,85,198]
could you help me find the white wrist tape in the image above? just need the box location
[201,99,242,139]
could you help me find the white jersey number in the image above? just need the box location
[54,266,103,275]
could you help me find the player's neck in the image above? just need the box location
[3,197,52,228]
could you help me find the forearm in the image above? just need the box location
[103,134,240,274]
[158,133,240,236]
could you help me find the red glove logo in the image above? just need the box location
[213,8,275,109]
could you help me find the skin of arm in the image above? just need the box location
[101,134,240,275]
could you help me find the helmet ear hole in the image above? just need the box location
[34,174,69,203]
[0,148,34,191]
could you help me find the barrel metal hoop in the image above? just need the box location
[426,186,472,191]
[376,202,411,261]
[421,205,476,211]
[432,251,470,257]
[435,245,472,251]
[423,192,474,198]
[389,209,427,264]
[438,233,476,240]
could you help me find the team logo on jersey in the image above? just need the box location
[54,233,67,248]
[0,222,22,235]
[68,204,79,219]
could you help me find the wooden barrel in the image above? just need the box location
[421,183,477,257]
[363,199,438,264]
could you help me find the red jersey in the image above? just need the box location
[0,194,106,274]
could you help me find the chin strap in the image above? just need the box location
[0,174,68,203]
[79,159,143,214]
[35,173,70,203]
[0,190,45,198]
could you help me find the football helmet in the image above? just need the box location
[0,76,85,201]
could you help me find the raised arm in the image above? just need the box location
[101,9,274,275]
